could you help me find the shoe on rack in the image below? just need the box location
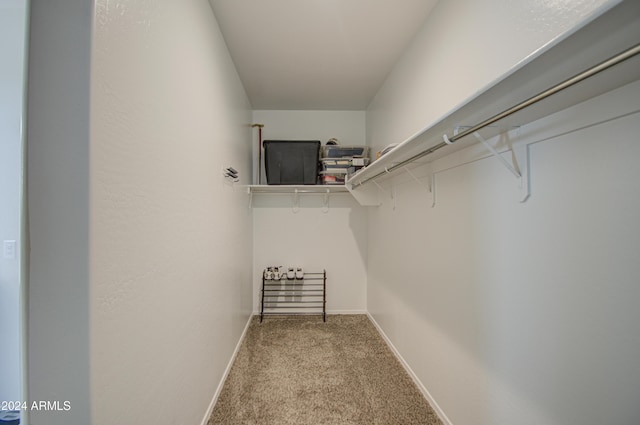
[264,267,273,280]
[286,268,295,280]
[295,267,304,280]
[273,266,283,281]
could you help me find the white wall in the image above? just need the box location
[366,0,617,155]
[90,1,253,425]
[367,80,640,425]
[364,0,640,422]
[252,110,367,314]
[28,0,253,424]
[0,0,26,405]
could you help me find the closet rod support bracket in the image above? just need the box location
[292,189,300,213]
[403,166,435,208]
[247,187,253,209]
[373,180,396,210]
[473,132,530,203]
[322,189,330,213]
[514,144,531,203]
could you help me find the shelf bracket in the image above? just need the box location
[473,132,520,178]
[514,144,531,203]
[292,189,300,213]
[322,189,330,213]
[373,180,396,210]
[346,181,381,206]
[246,187,254,209]
[373,180,389,197]
[431,173,437,208]
[403,166,435,208]
[473,132,530,203]
[391,185,396,210]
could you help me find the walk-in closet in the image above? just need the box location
[21,0,640,424]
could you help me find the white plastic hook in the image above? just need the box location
[223,166,239,183]
[443,134,454,145]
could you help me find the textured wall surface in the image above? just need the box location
[364,1,640,424]
[366,47,640,425]
[368,81,640,425]
[366,0,615,154]
[90,1,253,424]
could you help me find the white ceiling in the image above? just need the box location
[209,0,438,110]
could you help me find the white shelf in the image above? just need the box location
[246,185,349,210]
[246,185,349,194]
[347,2,640,193]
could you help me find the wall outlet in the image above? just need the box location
[3,240,17,259]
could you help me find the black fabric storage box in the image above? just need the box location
[263,140,320,185]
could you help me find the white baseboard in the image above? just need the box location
[199,313,254,425]
[326,309,367,315]
[252,309,368,315]
[366,313,454,425]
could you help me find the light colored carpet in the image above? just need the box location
[208,315,443,425]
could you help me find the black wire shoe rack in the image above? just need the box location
[260,270,326,322]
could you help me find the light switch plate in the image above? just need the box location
[3,240,17,259]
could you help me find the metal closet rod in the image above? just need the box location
[352,42,640,189]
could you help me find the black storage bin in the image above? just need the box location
[263,140,320,185]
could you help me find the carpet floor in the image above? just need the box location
[208,315,443,425]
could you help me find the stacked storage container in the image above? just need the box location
[320,145,369,184]
[320,146,370,185]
